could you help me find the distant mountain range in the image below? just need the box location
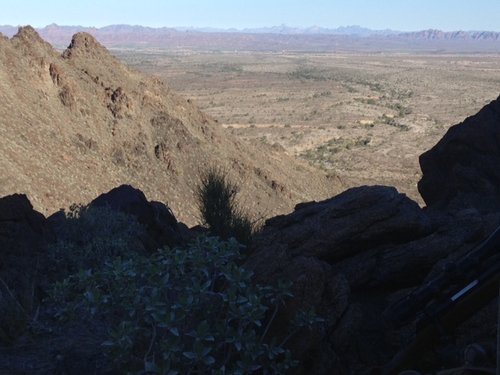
[175,24,400,36]
[0,24,498,52]
[398,29,500,41]
[1,24,499,38]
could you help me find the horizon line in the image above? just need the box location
[2,23,500,34]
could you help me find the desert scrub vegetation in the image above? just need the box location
[48,204,146,278]
[218,64,243,73]
[40,198,324,374]
[197,167,255,245]
[354,97,378,105]
[311,90,332,99]
[379,114,410,131]
[388,102,412,117]
[51,236,319,374]
[287,66,328,81]
[301,136,371,169]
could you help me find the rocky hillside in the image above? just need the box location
[0,26,338,225]
[0,96,499,374]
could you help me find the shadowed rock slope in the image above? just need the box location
[419,95,500,213]
[0,26,338,225]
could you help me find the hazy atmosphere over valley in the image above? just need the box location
[1,1,500,374]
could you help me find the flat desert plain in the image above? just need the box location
[116,50,500,204]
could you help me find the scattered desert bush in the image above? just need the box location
[276,96,290,102]
[389,102,412,117]
[380,114,410,131]
[218,64,243,73]
[312,91,331,98]
[288,66,327,81]
[301,136,371,170]
[51,236,316,374]
[196,167,254,245]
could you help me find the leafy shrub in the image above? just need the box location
[51,236,315,374]
[48,204,146,278]
[196,167,254,245]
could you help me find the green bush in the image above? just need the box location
[48,204,146,278]
[51,236,312,374]
[196,167,254,245]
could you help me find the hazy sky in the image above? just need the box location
[1,0,499,31]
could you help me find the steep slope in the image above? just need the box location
[0,26,338,225]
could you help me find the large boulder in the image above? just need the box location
[246,185,498,374]
[246,186,434,373]
[0,194,54,343]
[418,96,500,212]
[253,185,432,264]
[88,184,190,250]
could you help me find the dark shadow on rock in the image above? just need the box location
[419,95,500,213]
[0,186,191,373]
[88,184,191,250]
[258,185,432,263]
[246,184,500,374]
[0,194,55,343]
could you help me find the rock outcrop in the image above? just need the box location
[62,31,117,60]
[253,186,431,264]
[419,95,500,212]
[246,183,499,373]
[88,184,190,250]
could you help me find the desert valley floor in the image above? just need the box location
[117,49,500,204]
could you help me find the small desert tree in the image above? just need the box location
[197,167,254,245]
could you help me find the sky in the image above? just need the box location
[1,0,499,32]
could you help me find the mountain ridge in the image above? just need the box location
[0,26,338,225]
[1,24,500,45]
[2,23,500,37]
